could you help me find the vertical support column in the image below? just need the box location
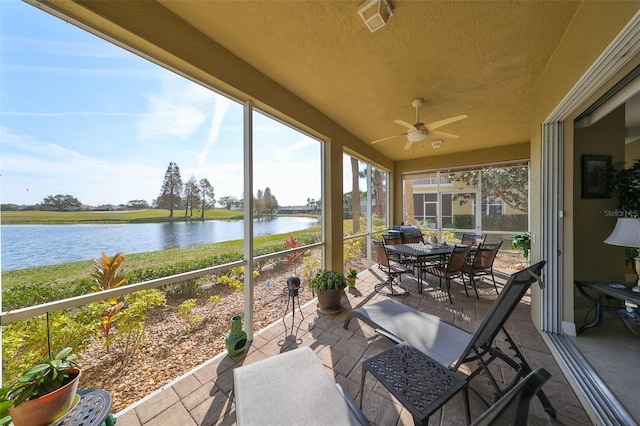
[541,121,563,334]
[243,101,254,339]
[323,138,344,272]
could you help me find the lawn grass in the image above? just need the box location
[0,208,244,224]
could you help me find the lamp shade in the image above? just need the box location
[604,218,640,247]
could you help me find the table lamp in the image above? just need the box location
[604,217,640,292]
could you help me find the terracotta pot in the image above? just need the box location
[10,369,80,426]
[317,288,343,312]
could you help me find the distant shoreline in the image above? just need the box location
[0,209,318,225]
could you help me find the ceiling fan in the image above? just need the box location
[371,98,468,150]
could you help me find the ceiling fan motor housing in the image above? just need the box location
[407,126,427,142]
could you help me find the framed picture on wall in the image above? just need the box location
[581,154,611,198]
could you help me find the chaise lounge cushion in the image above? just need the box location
[344,299,472,367]
[233,346,368,425]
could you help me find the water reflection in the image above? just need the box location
[1,217,318,271]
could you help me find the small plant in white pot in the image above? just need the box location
[0,347,80,426]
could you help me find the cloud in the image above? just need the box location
[0,111,141,117]
[136,74,216,142]
[198,94,232,166]
[272,136,317,158]
[0,127,160,206]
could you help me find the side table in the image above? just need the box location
[360,343,469,425]
[575,281,640,334]
[51,389,115,426]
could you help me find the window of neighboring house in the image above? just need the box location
[402,162,529,237]
[485,196,505,215]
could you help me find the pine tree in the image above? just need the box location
[183,176,200,217]
[199,178,215,219]
[157,162,183,218]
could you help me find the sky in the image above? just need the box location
[0,0,324,207]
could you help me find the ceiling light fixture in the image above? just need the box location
[431,140,443,149]
[357,0,393,33]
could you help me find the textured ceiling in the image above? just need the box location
[155,1,582,161]
[72,0,582,160]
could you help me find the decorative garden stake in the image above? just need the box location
[225,315,247,357]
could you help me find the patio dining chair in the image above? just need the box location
[382,233,402,245]
[462,241,503,298]
[461,233,486,247]
[344,261,556,419]
[373,240,412,296]
[423,244,472,303]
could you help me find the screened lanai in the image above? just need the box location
[2,1,640,424]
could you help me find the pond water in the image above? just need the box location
[1,217,319,271]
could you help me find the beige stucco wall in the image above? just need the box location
[627,138,640,162]
[530,3,640,330]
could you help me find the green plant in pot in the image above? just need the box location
[309,269,348,313]
[512,232,531,268]
[346,268,358,288]
[0,347,80,426]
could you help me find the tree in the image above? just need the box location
[126,200,150,210]
[218,195,237,210]
[455,166,529,212]
[199,178,215,219]
[351,157,361,233]
[183,176,200,217]
[263,187,278,216]
[404,179,415,224]
[306,198,320,213]
[372,168,386,218]
[40,194,82,211]
[254,189,265,217]
[157,162,183,218]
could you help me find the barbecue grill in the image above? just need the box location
[392,225,424,243]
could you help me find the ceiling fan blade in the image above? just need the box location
[394,119,418,131]
[371,133,406,144]
[403,139,414,150]
[426,114,468,131]
[430,130,460,139]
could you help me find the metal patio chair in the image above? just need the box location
[373,239,412,296]
[461,233,487,247]
[344,261,556,419]
[471,368,551,426]
[462,241,503,297]
[423,244,471,303]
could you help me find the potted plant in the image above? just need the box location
[346,268,358,289]
[309,269,348,313]
[0,347,80,426]
[609,159,640,215]
[512,232,531,269]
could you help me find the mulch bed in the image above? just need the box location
[76,251,525,412]
[76,262,319,413]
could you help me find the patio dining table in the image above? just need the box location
[385,243,460,293]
